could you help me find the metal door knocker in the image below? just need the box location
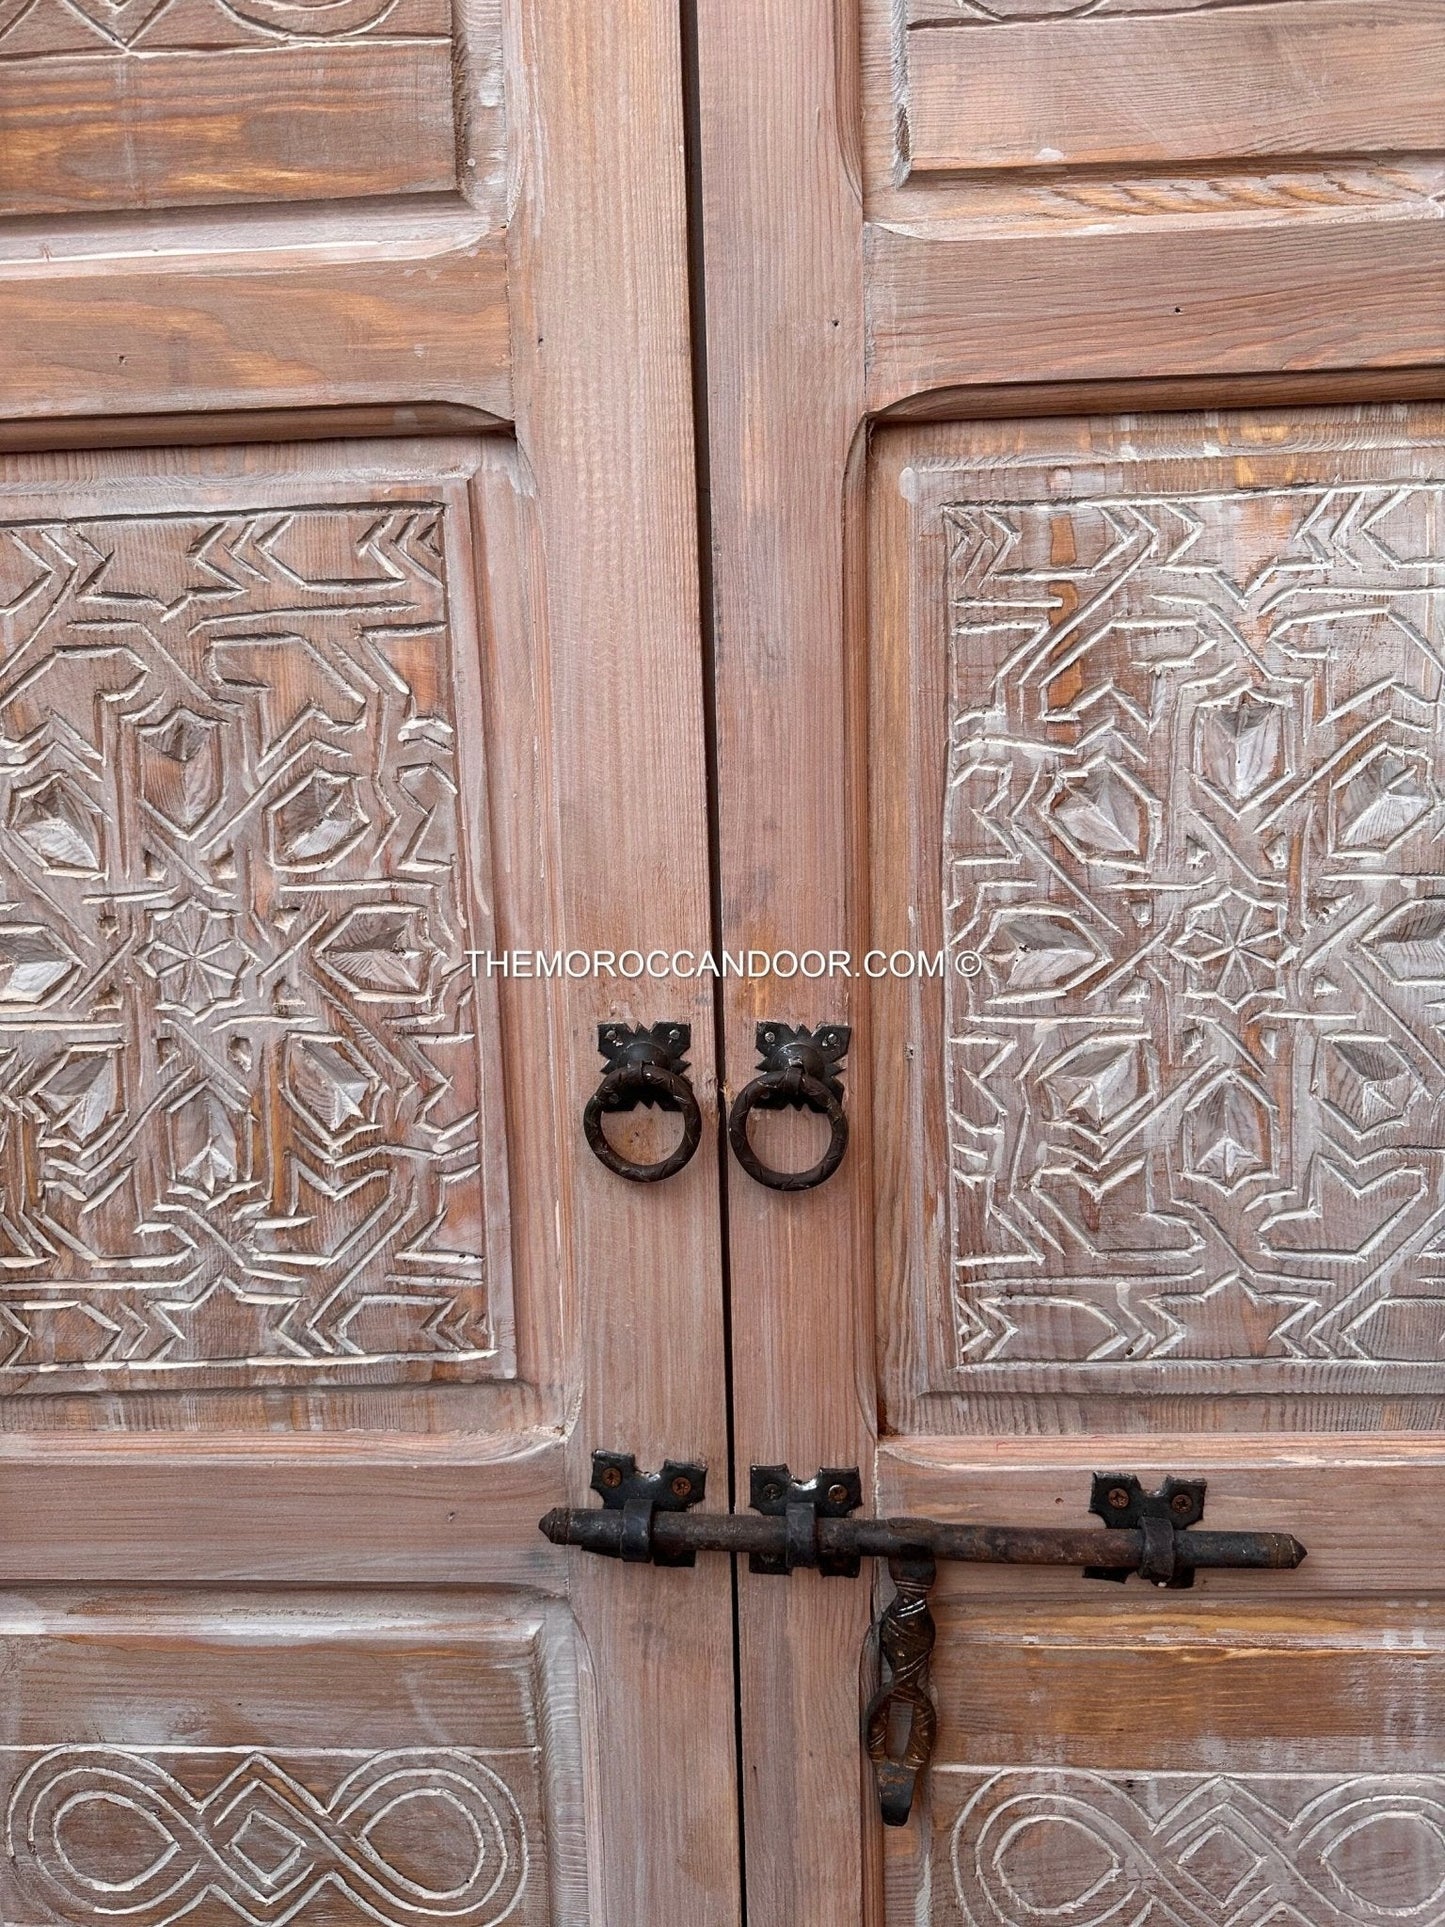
[727,1021,849,1191]
[583,1022,703,1183]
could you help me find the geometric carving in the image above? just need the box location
[5,1747,532,1927]
[0,0,442,58]
[0,494,508,1390]
[943,458,1445,1381]
[944,1768,1445,1927]
[940,2,1274,16]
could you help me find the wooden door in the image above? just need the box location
[697,4,1445,1924]
[0,8,740,1925]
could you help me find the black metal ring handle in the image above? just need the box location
[583,1023,703,1184]
[727,1022,850,1192]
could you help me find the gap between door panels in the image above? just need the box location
[679,4,751,1922]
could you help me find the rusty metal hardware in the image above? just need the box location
[1085,1471,1206,1588]
[584,1449,709,1566]
[865,1552,936,1827]
[727,1021,850,1191]
[583,1022,703,1183]
[541,1451,1307,1826]
[749,1462,864,1575]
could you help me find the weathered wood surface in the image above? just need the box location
[708,3,1445,1924]
[0,4,740,1924]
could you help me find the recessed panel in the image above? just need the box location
[864,0,1445,237]
[0,1590,576,1927]
[0,441,512,1394]
[902,0,1444,179]
[873,406,1445,1417]
[0,0,501,216]
[903,1597,1445,1927]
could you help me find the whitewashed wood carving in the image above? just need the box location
[0,499,509,1390]
[944,473,1445,1386]
[4,1747,536,1926]
[945,1766,1445,1926]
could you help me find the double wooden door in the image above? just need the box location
[2,2,1444,1922]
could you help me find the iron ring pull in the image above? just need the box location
[583,1022,703,1184]
[727,1021,851,1192]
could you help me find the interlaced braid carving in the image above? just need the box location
[864,1552,938,1826]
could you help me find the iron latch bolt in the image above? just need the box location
[541,1451,1307,1825]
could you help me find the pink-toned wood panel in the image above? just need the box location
[0,1588,581,1925]
[880,1437,1445,1595]
[871,407,1445,1433]
[0,234,511,424]
[866,223,1445,410]
[907,1602,1445,1927]
[904,1,1445,176]
[0,438,512,1398]
[0,44,458,216]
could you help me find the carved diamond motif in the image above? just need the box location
[9,776,103,874]
[317,905,437,997]
[269,769,367,868]
[138,707,223,835]
[0,926,78,1005]
[286,1036,378,1144]
[0,490,507,1390]
[940,439,1445,1382]
[1196,689,1287,811]
[948,1768,1445,1927]
[1045,760,1154,865]
[1335,746,1435,852]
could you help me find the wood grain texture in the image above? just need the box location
[863,0,1445,234]
[0,230,511,424]
[904,1,1445,175]
[0,406,504,454]
[696,2,877,1922]
[0,1587,585,1925]
[0,1431,566,1584]
[867,220,1445,409]
[0,45,458,216]
[0,0,505,221]
[881,1435,1445,1595]
[870,406,1445,1440]
[908,1623,1445,1927]
[506,3,739,1920]
[0,439,512,1398]
[0,7,738,1920]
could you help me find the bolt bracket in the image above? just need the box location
[1086,1472,1208,1589]
[749,1463,864,1576]
[591,1449,707,1567]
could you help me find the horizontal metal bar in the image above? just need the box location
[539,1507,1306,1573]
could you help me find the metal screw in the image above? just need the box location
[1171,1492,1195,1518]
[670,1475,692,1499]
[600,1465,623,1490]
[827,1483,851,1506]
[761,1481,783,1503]
[1106,1486,1131,1511]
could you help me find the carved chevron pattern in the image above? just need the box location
[0,500,502,1389]
[946,1767,1445,1927]
[5,1747,532,1927]
[943,475,1445,1376]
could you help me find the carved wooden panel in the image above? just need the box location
[0,1591,573,1927]
[890,1593,1445,1925]
[0,0,501,217]
[874,0,1445,229]
[873,409,1445,1407]
[0,444,511,1394]
[939,1766,1445,1926]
